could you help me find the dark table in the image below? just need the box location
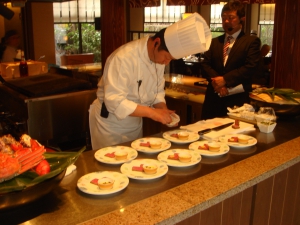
[1,117,300,225]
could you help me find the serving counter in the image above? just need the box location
[1,117,300,225]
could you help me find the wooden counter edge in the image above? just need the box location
[79,136,300,225]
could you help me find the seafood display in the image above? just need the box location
[0,134,46,183]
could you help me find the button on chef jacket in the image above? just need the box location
[89,36,166,150]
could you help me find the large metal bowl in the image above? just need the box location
[0,170,66,211]
[250,95,300,117]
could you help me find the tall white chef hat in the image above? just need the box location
[164,12,212,59]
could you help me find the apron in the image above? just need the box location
[89,99,143,150]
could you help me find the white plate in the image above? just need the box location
[120,159,168,180]
[77,171,129,195]
[219,134,257,148]
[162,130,200,144]
[94,146,138,164]
[189,141,229,157]
[131,137,171,153]
[157,149,201,167]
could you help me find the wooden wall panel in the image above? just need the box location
[176,213,200,225]
[281,162,300,224]
[174,162,300,225]
[222,192,243,225]
[101,0,127,68]
[239,186,253,225]
[200,202,222,225]
[251,176,274,225]
[269,169,288,225]
[270,0,300,90]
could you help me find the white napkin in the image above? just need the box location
[65,164,77,176]
[180,118,255,141]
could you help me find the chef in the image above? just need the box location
[89,13,211,150]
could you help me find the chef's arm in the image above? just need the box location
[130,104,173,125]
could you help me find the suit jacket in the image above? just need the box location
[200,31,261,119]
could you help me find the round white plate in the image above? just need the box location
[219,134,257,148]
[189,141,229,157]
[162,130,200,144]
[157,149,201,167]
[77,171,129,195]
[120,159,168,180]
[94,146,138,164]
[131,137,171,153]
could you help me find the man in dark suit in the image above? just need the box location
[200,1,261,120]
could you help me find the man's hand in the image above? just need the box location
[212,76,226,91]
[218,86,229,97]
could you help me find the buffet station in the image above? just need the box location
[0,67,96,150]
[1,95,300,224]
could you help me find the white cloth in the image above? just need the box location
[89,36,166,150]
[180,118,255,141]
[1,45,17,62]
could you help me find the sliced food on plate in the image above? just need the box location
[189,141,229,157]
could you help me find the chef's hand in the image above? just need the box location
[212,77,226,91]
[151,108,174,125]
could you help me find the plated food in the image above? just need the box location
[157,149,201,167]
[77,171,129,195]
[189,141,229,157]
[163,130,200,144]
[94,146,138,164]
[131,138,171,153]
[120,159,168,180]
[219,134,257,148]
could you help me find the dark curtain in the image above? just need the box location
[167,0,220,5]
[166,0,275,5]
[129,0,161,7]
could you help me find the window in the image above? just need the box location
[53,0,101,65]
[144,0,185,32]
[131,0,185,41]
[259,4,275,51]
[210,2,226,38]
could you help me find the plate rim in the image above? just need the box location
[157,149,201,167]
[77,171,129,195]
[162,130,200,144]
[120,159,168,180]
[218,134,257,148]
[94,146,138,164]
[188,141,230,157]
[131,137,171,153]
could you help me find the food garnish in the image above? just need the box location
[198,144,209,150]
[252,87,300,104]
[140,142,150,147]
[228,137,238,142]
[168,153,179,160]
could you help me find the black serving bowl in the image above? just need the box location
[0,169,66,211]
[250,95,300,117]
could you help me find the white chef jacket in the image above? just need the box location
[89,36,166,150]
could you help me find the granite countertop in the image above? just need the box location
[1,118,300,225]
[80,135,300,225]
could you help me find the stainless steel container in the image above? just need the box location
[0,72,96,149]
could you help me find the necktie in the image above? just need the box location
[223,36,233,63]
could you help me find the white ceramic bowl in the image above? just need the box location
[255,114,277,123]
[167,113,180,127]
[257,122,277,133]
